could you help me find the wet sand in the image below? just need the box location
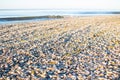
[0,15,120,79]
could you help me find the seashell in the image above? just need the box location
[98,77,107,80]
[99,73,104,77]
[39,73,46,78]
[106,71,113,76]
[47,67,55,71]
[31,70,35,76]
[85,70,90,75]
[52,75,57,78]
[40,53,46,57]
[48,61,57,65]
[114,66,118,70]
[77,75,84,80]
[64,53,71,56]
[109,45,114,49]
[111,61,116,65]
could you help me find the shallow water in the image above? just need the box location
[0,18,56,24]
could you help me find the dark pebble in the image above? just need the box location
[0,49,3,55]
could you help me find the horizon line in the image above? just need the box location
[0,8,120,11]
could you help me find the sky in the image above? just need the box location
[0,0,120,10]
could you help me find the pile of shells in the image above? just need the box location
[0,16,120,79]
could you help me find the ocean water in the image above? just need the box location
[0,9,119,24]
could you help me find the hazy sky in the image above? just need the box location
[0,0,120,10]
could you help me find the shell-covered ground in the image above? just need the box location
[0,16,120,80]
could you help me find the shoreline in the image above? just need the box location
[0,14,120,25]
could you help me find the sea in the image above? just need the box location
[0,9,120,24]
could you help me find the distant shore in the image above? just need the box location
[0,15,64,24]
[0,15,63,21]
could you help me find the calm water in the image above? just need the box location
[0,9,119,24]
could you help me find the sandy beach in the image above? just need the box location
[0,15,120,79]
